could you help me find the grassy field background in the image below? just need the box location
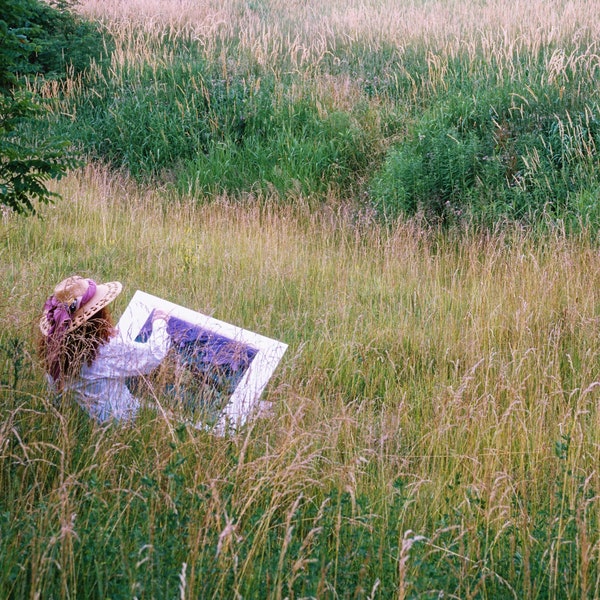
[2,0,600,597]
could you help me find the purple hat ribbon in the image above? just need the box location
[79,279,97,307]
[43,279,97,337]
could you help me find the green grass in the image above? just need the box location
[1,166,600,597]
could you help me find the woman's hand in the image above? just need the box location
[151,309,170,323]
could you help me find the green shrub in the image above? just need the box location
[0,0,102,214]
[370,66,600,225]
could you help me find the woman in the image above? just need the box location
[39,275,171,422]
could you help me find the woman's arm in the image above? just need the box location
[87,315,172,378]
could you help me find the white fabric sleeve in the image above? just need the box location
[88,319,171,379]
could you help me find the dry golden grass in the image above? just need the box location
[2,154,599,595]
[68,0,600,139]
[79,0,600,62]
[4,163,600,509]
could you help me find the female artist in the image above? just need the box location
[39,275,170,422]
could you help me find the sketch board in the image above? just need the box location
[118,291,287,433]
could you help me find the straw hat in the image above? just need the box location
[40,275,122,336]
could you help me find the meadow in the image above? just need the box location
[1,0,600,597]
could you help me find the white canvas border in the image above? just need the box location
[117,291,287,432]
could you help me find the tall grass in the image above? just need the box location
[1,165,599,597]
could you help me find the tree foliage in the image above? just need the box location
[0,91,75,215]
[0,0,106,215]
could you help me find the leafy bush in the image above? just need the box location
[0,90,78,214]
[21,0,110,79]
[370,70,600,224]
[0,0,110,214]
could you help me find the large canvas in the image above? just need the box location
[117,291,287,432]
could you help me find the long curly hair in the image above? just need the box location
[39,307,116,391]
